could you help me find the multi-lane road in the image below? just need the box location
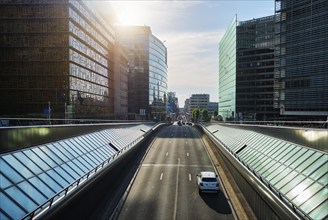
[117,123,233,220]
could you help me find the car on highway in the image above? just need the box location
[196,171,219,193]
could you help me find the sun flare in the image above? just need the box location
[111,2,147,25]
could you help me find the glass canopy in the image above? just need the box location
[206,124,327,220]
[0,124,153,220]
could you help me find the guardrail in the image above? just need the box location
[200,124,303,220]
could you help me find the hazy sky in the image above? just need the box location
[89,0,275,106]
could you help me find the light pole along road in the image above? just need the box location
[117,123,233,220]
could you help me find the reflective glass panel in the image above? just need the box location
[292,182,322,206]
[29,177,55,198]
[38,173,62,192]
[0,159,24,184]
[41,146,64,165]
[49,145,70,162]
[32,148,58,168]
[5,186,38,211]
[2,155,34,179]
[275,170,298,189]
[280,174,306,194]
[285,178,313,200]
[17,181,47,205]
[0,192,25,219]
[13,152,42,175]
[67,161,84,176]
[302,155,326,176]
[59,164,79,180]
[296,152,321,173]
[0,174,11,189]
[23,150,50,171]
[309,200,328,220]
[46,169,69,188]
[289,151,312,170]
[285,148,307,166]
[300,187,328,213]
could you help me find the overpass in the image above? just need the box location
[0,121,327,219]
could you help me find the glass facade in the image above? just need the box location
[0,124,153,219]
[206,124,328,220]
[274,0,328,117]
[117,26,168,120]
[0,1,115,118]
[219,15,237,120]
[236,15,280,121]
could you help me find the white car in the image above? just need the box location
[196,171,219,193]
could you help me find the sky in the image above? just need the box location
[88,0,275,106]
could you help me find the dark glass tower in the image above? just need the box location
[274,0,328,118]
[0,0,114,118]
[236,15,280,120]
[116,26,168,120]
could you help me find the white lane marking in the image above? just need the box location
[173,158,180,220]
[160,173,163,180]
[189,174,191,181]
[187,152,189,157]
[166,152,169,157]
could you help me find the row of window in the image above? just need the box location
[1,4,68,18]
[1,47,68,61]
[69,35,107,67]
[69,49,108,77]
[69,0,114,43]
[1,33,68,47]
[69,21,107,56]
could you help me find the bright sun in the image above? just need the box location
[111,2,147,25]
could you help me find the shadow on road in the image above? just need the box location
[199,191,232,214]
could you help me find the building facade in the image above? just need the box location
[218,15,237,120]
[236,15,280,121]
[113,43,129,117]
[274,0,328,118]
[116,26,168,120]
[188,94,210,114]
[0,0,115,118]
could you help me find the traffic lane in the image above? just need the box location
[117,164,232,220]
[176,166,230,220]
[117,125,233,220]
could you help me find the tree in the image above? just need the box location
[201,109,210,122]
[192,108,200,123]
[213,110,218,117]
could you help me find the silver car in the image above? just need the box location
[196,171,219,193]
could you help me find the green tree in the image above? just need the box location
[213,110,218,117]
[201,109,210,122]
[192,108,200,123]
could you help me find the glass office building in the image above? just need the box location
[116,26,168,120]
[0,0,115,118]
[237,15,280,120]
[274,0,328,118]
[218,15,237,120]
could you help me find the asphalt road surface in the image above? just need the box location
[117,123,233,220]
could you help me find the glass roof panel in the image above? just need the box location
[292,182,322,206]
[0,192,26,219]
[285,178,314,200]
[0,174,11,189]
[29,176,56,198]
[270,167,292,185]
[5,185,38,212]
[289,151,312,170]
[0,159,24,184]
[300,187,327,213]
[308,200,328,220]
[17,181,47,205]
[317,173,328,186]
[2,155,34,179]
[13,152,42,175]
[303,155,327,176]
[295,152,321,173]
[275,170,298,189]
[285,148,307,166]
[280,174,306,193]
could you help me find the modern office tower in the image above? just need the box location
[207,102,219,116]
[0,1,115,118]
[236,15,280,121]
[113,43,129,117]
[274,0,328,118]
[188,94,210,114]
[218,15,237,120]
[116,26,168,120]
